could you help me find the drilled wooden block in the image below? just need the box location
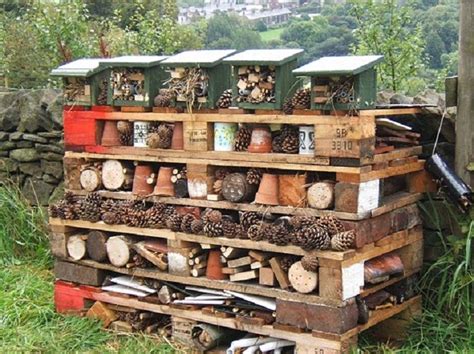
[54,260,106,286]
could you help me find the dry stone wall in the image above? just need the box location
[0,89,64,205]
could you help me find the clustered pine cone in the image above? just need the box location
[234,125,252,152]
[292,88,311,110]
[273,125,299,154]
[280,255,299,272]
[282,97,294,115]
[217,89,232,108]
[147,123,173,149]
[246,168,263,185]
[117,121,134,146]
[49,192,355,252]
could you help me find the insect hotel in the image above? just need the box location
[102,55,168,109]
[49,51,429,353]
[223,49,303,110]
[293,55,384,111]
[50,58,110,107]
[159,50,236,110]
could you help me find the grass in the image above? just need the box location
[0,181,176,353]
[0,182,473,352]
[260,28,284,42]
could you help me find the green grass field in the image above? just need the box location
[260,28,284,42]
[0,182,472,352]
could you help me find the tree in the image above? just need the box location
[205,12,263,50]
[351,0,426,92]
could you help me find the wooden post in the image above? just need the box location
[457,0,474,187]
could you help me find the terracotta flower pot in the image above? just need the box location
[248,126,272,153]
[101,121,121,146]
[132,165,154,196]
[153,167,175,196]
[254,173,279,205]
[206,249,225,280]
[171,122,184,150]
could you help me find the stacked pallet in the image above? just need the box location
[50,86,430,353]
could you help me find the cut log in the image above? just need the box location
[67,234,88,261]
[102,160,133,190]
[307,181,335,210]
[222,173,256,203]
[288,261,318,294]
[54,260,106,286]
[86,230,108,262]
[86,301,118,328]
[158,285,173,304]
[106,235,133,267]
[269,257,290,290]
[80,166,102,192]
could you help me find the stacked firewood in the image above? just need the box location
[376,118,421,147]
[235,65,276,104]
[111,68,145,101]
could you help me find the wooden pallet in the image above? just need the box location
[50,217,423,303]
[63,108,422,164]
[54,280,422,353]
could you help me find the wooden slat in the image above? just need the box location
[359,108,422,117]
[371,192,423,217]
[371,146,422,164]
[336,160,425,183]
[360,269,420,298]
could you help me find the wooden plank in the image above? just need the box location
[315,138,375,159]
[229,270,258,282]
[337,161,425,183]
[54,260,106,286]
[370,146,422,164]
[75,149,356,173]
[314,121,375,140]
[371,192,422,217]
[359,108,422,117]
[269,257,291,290]
[360,269,420,298]
[227,256,252,268]
[259,267,276,286]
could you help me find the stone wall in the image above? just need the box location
[0,89,64,205]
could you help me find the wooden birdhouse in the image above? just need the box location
[50,58,109,107]
[223,49,304,110]
[293,55,384,111]
[160,50,236,109]
[101,55,168,108]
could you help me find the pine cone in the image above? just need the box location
[146,203,167,228]
[204,209,222,224]
[117,121,133,135]
[203,222,224,237]
[293,225,330,251]
[181,214,196,234]
[316,216,346,236]
[48,204,59,218]
[289,216,318,229]
[280,255,299,272]
[281,133,299,154]
[234,126,252,152]
[119,131,134,146]
[291,88,311,110]
[147,124,173,149]
[272,133,284,153]
[190,218,204,234]
[246,168,263,185]
[154,89,174,107]
[222,220,238,239]
[217,89,233,108]
[282,97,294,115]
[78,193,102,222]
[126,207,148,228]
[166,213,183,232]
[267,224,290,246]
[101,211,119,225]
[247,222,266,241]
[331,230,356,251]
[234,224,247,239]
[213,179,223,194]
[240,211,262,231]
[301,254,319,272]
[214,168,230,180]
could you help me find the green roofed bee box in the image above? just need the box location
[50,58,109,107]
[293,55,384,111]
[223,49,303,110]
[101,55,168,107]
[160,50,236,110]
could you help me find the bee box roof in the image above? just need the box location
[101,55,168,68]
[161,50,236,68]
[223,49,303,66]
[293,55,384,76]
[50,58,107,77]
